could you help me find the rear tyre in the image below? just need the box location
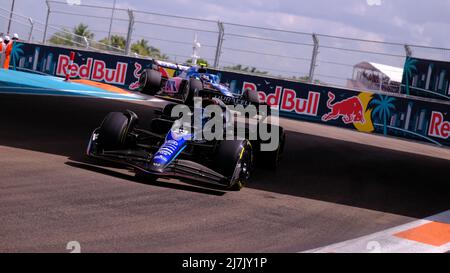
[257,126,285,169]
[242,88,263,118]
[214,139,253,191]
[98,112,130,150]
[139,69,162,95]
[242,88,261,104]
[183,78,202,105]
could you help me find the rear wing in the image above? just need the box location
[154,60,190,77]
[198,88,271,117]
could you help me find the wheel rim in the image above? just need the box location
[183,85,189,102]
[182,81,193,103]
[231,145,253,188]
[139,72,147,88]
[240,149,252,180]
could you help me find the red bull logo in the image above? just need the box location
[56,54,128,85]
[243,81,320,116]
[322,92,365,124]
[129,62,143,90]
[428,111,450,139]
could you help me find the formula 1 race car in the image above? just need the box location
[86,100,285,191]
[138,65,262,108]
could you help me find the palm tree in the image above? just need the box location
[131,38,151,56]
[370,95,396,135]
[98,35,126,51]
[223,64,268,75]
[48,28,74,46]
[158,54,169,61]
[403,57,418,95]
[73,23,94,46]
[131,39,168,60]
[49,24,94,47]
[11,42,24,70]
[109,35,126,49]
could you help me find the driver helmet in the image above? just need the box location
[200,73,210,81]
[200,98,231,126]
[197,65,207,74]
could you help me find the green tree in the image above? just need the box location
[290,75,324,85]
[185,58,209,67]
[48,23,93,47]
[131,39,168,60]
[131,39,151,56]
[224,64,268,75]
[48,28,74,46]
[370,95,396,136]
[98,35,126,51]
[73,23,94,46]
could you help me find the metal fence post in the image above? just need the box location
[125,9,135,56]
[308,33,319,83]
[27,17,34,42]
[43,0,50,44]
[213,21,224,69]
[7,0,16,34]
[83,37,89,49]
[405,44,413,57]
[107,0,117,43]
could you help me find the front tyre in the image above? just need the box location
[257,126,285,169]
[98,112,130,150]
[215,139,253,191]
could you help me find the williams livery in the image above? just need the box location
[87,101,286,191]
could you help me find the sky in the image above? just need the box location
[1,0,450,85]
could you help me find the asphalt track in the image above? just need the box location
[0,93,449,252]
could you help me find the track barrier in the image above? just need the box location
[6,41,450,149]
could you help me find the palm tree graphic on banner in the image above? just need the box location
[403,57,418,95]
[11,43,24,70]
[370,95,396,135]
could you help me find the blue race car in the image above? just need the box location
[138,64,262,107]
[86,100,285,191]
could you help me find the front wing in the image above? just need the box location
[87,130,229,187]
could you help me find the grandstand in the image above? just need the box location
[347,61,403,93]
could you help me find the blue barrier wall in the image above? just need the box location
[210,69,450,148]
[402,56,450,101]
[10,42,155,91]
[9,42,450,148]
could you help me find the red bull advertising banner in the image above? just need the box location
[9,42,450,149]
[401,56,450,101]
[209,68,450,148]
[9,41,156,91]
